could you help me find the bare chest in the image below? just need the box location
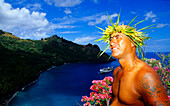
[112,71,142,105]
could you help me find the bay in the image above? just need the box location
[8,52,169,106]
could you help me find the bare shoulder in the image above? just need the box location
[135,60,169,105]
[136,60,158,79]
[113,66,121,78]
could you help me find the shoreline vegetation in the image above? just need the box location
[0,30,115,105]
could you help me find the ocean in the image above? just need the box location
[8,52,169,106]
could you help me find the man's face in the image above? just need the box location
[110,32,132,59]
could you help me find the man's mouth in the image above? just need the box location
[110,46,119,50]
[111,48,118,51]
[112,48,117,49]
[111,47,119,53]
[110,42,119,52]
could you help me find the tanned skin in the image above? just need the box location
[110,32,169,106]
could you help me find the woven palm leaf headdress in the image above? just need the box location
[95,12,155,58]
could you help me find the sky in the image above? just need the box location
[0,0,170,52]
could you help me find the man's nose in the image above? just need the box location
[110,39,116,46]
[110,42,116,47]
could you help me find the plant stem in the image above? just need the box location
[107,100,109,106]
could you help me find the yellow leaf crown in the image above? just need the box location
[95,12,155,58]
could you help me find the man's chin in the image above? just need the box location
[111,52,120,59]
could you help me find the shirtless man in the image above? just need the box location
[95,14,169,105]
[110,32,169,106]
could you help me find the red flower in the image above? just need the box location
[109,86,112,93]
[90,85,96,90]
[82,96,89,101]
[153,66,159,70]
[81,76,114,105]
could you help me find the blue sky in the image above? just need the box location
[0,0,170,52]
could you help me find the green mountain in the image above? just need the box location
[0,30,115,105]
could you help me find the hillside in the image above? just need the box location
[0,30,115,105]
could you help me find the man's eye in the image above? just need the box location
[110,35,121,41]
[115,35,121,39]
[110,37,113,41]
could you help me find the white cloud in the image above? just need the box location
[87,13,118,25]
[53,13,100,25]
[0,0,51,39]
[144,11,157,22]
[152,19,156,22]
[154,38,170,42]
[88,15,107,25]
[74,36,97,44]
[144,11,156,19]
[53,14,105,30]
[64,8,72,14]
[156,23,169,28]
[53,13,119,28]
[60,31,79,34]
[53,12,118,28]
[44,0,83,7]
[131,11,136,14]
[7,0,27,5]
[55,25,76,28]
[0,0,75,40]
[26,3,42,11]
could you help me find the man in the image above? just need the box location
[96,14,169,105]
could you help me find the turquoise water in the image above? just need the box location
[8,52,169,106]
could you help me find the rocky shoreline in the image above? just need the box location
[6,77,39,106]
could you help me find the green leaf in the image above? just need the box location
[126,35,144,58]
[144,37,151,40]
[126,36,137,47]
[116,10,121,27]
[125,30,135,33]
[126,27,135,31]
[94,37,103,42]
[96,26,105,32]
[140,41,145,46]
[107,12,115,30]
[127,35,140,46]
[107,54,112,61]
[137,45,140,57]
[98,45,110,57]
[140,47,144,59]
[126,15,138,28]
[137,24,156,31]
[97,44,109,57]
[132,19,146,27]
